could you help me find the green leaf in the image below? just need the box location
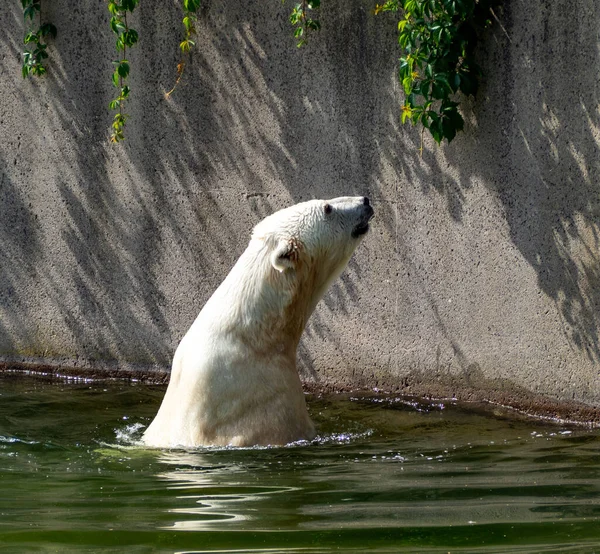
[184,0,201,12]
[401,104,413,124]
[441,100,460,112]
[402,76,414,95]
[289,6,302,25]
[40,23,58,39]
[447,108,464,131]
[121,0,139,12]
[458,70,477,96]
[431,82,446,100]
[23,5,39,20]
[404,0,417,13]
[117,60,130,78]
[398,32,411,48]
[180,39,195,53]
[398,19,409,32]
[442,117,457,142]
[112,69,120,87]
[399,59,411,78]
[110,17,126,35]
[410,106,422,124]
[430,118,443,144]
[436,73,451,87]
[123,29,138,47]
[452,72,461,91]
[24,31,38,44]
[113,112,127,125]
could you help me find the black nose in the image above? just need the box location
[362,197,370,206]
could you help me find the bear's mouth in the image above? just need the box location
[351,205,375,238]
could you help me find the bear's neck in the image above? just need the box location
[204,242,324,356]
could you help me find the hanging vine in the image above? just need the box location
[288,0,321,47]
[107,0,140,143]
[17,0,498,145]
[375,0,496,145]
[165,0,201,97]
[21,0,56,77]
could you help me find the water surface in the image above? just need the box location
[1,373,599,553]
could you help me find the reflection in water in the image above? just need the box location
[157,451,301,531]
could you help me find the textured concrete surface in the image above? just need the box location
[1,0,599,412]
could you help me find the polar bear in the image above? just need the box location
[142,196,374,448]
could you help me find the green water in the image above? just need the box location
[1,374,600,553]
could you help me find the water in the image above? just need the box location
[1,373,600,553]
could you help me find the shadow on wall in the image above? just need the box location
[0,0,402,371]
[0,155,43,356]
[125,0,404,377]
[4,0,598,382]
[1,3,210,367]
[430,0,600,362]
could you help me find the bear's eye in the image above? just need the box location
[324,203,332,215]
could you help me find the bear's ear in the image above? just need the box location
[271,239,297,273]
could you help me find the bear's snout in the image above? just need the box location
[352,199,374,238]
[360,198,374,222]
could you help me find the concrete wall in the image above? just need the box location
[1,0,599,413]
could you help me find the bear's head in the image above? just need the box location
[251,196,374,324]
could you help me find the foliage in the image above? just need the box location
[375,0,496,144]
[287,0,321,47]
[107,0,140,143]
[18,0,497,145]
[166,0,201,98]
[21,0,56,78]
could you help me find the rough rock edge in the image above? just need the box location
[303,374,600,427]
[0,359,170,384]
[1,359,599,427]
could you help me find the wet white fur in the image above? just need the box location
[142,197,371,448]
